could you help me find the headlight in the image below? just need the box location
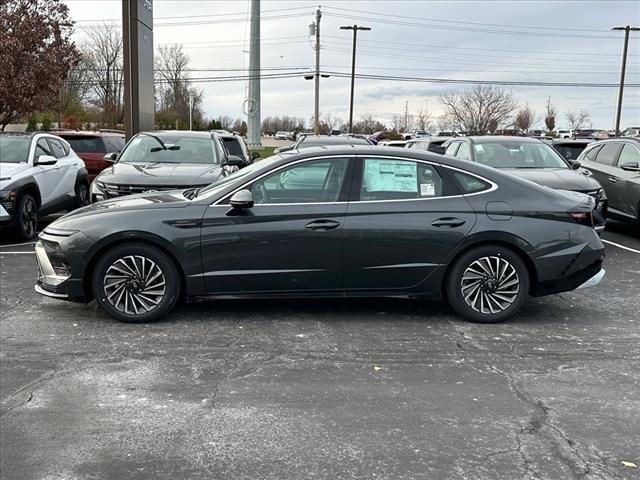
[90,181,106,202]
[0,189,17,214]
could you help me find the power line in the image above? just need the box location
[323,11,631,40]
[322,6,612,34]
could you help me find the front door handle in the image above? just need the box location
[305,219,341,231]
[608,177,619,183]
[432,217,466,228]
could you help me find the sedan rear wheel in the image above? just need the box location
[92,243,180,323]
[446,245,529,323]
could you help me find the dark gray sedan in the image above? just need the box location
[35,146,604,324]
[577,137,640,227]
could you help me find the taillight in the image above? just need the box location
[569,211,594,227]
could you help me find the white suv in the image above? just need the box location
[0,132,89,239]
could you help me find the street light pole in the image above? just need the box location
[314,7,321,134]
[340,24,371,133]
[611,25,639,136]
[188,91,193,130]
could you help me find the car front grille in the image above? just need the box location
[100,183,207,197]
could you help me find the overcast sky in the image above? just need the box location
[65,0,640,129]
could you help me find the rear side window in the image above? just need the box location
[360,158,447,201]
[595,143,622,166]
[581,144,602,161]
[452,171,492,194]
[65,137,107,154]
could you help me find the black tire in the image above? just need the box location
[91,243,180,323]
[445,245,530,323]
[75,181,90,209]
[15,193,38,240]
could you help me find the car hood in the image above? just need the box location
[0,163,30,183]
[500,168,601,192]
[96,161,225,185]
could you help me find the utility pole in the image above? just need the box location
[404,100,409,132]
[340,24,370,133]
[314,7,321,134]
[611,25,639,136]
[188,91,194,130]
[247,0,261,146]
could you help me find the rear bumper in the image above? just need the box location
[532,258,604,296]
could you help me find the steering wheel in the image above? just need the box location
[254,182,268,204]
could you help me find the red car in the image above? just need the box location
[57,130,126,180]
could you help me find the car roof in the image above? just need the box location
[548,138,593,144]
[299,135,371,145]
[142,130,214,139]
[463,135,543,144]
[56,130,124,137]
[406,136,454,143]
[586,137,640,145]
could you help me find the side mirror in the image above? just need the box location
[223,155,244,167]
[103,152,118,162]
[568,159,582,170]
[36,155,57,166]
[251,151,260,160]
[620,162,640,172]
[229,189,254,209]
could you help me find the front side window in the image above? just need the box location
[616,144,640,168]
[595,143,622,166]
[444,142,459,156]
[118,134,219,165]
[456,142,471,160]
[47,138,66,158]
[251,158,349,204]
[35,138,52,158]
[360,158,444,201]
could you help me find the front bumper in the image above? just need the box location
[0,204,13,224]
[33,235,88,302]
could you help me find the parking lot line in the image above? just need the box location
[602,239,640,254]
[0,242,36,248]
[0,252,34,255]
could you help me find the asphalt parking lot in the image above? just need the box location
[1,221,639,480]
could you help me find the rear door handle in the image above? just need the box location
[305,219,341,231]
[608,177,618,183]
[432,217,466,228]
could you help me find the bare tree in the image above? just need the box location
[434,114,455,133]
[322,113,342,132]
[440,85,517,135]
[390,114,404,132]
[544,97,556,133]
[565,110,592,130]
[155,44,203,129]
[217,115,234,131]
[82,24,124,127]
[357,112,378,134]
[514,104,536,133]
[415,107,432,132]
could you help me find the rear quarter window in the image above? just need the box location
[64,137,107,154]
[451,171,492,194]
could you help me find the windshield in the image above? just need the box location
[118,134,219,164]
[0,137,30,163]
[473,142,568,169]
[196,155,283,198]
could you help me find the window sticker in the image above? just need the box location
[364,160,417,192]
[420,182,435,196]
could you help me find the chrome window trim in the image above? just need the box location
[210,153,498,207]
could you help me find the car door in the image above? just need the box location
[612,143,640,217]
[588,142,624,214]
[31,137,59,208]
[47,137,78,198]
[342,156,477,291]
[199,156,353,294]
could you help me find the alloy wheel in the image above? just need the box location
[78,184,90,206]
[103,255,166,315]
[22,198,37,238]
[460,256,520,315]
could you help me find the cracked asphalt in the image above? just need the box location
[1,221,639,480]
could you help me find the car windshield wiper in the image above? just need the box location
[139,132,181,152]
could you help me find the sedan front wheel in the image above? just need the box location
[92,243,180,323]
